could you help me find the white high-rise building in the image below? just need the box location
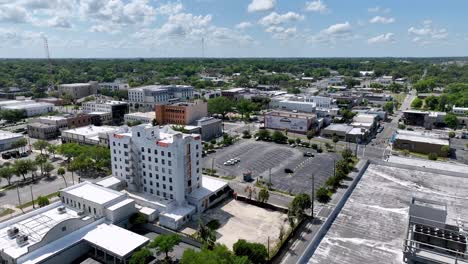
[109,124,202,205]
[109,124,230,229]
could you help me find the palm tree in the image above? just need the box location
[43,162,54,178]
[35,155,47,177]
[32,140,50,155]
[244,185,256,200]
[0,166,14,185]
[47,145,57,159]
[196,219,216,249]
[13,160,32,181]
[57,167,67,187]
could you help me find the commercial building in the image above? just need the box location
[353,108,387,120]
[196,117,222,141]
[351,113,378,132]
[82,100,129,125]
[58,82,98,99]
[109,124,231,229]
[393,130,450,156]
[155,101,208,125]
[304,96,335,108]
[363,93,393,102]
[124,112,155,124]
[307,162,468,264]
[321,124,368,143]
[453,106,468,116]
[277,100,316,113]
[61,125,120,146]
[0,130,24,152]
[264,110,316,134]
[88,112,113,126]
[98,81,129,91]
[0,181,148,264]
[3,102,54,117]
[36,98,65,106]
[403,110,447,129]
[27,114,93,140]
[128,85,194,111]
[221,88,246,100]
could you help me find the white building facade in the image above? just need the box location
[128,85,194,111]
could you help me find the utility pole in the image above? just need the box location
[30,185,35,209]
[333,159,336,177]
[16,183,23,213]
[211,158,215,174]
[269,168,272,187]
[311,174,315,219]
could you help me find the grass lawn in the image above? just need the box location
[0,208,14,218]
[17,192,59,209]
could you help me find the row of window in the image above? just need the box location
[143,187,174,200]
[62,196,97,215]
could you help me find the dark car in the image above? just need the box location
[284,168,294,174]
[303,152,314,157]
[1,152,11,159]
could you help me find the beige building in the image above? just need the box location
[58,82,98,99]
[155,101,208,125]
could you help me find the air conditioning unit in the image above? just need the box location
[57,206,66,214]
[16,234,28,246]
[7,227,19,238]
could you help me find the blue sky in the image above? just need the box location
[1,0,467,58]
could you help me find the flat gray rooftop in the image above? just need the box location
[308,163,468,264]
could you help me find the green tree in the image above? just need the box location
[257,188,269,203]
[196,219,216,249]
[47,145,57,159]
[32,140,50,155]
[149,234,181,260]
[130,212,147,225]
[236,99,253,119]
[306,130,315,142]
[36,196,50,207]
[208,97,233,120]
[271,130,287,143]
[0,166,14,185]
[57,167,67,187]
[129,248,152,264]
[43,162,54,177]
[425,95,439,110]
[289,193,312,220]
[233,239,268,264]
[411,98,423,109]
[35,155,47,177]
[441,146,450,157]
[428,152,438,161]
[12,138,28,153]
[316,186,331,203]
[341,148,353,161]
[181,245,250,264]
[256,129,270,141]
[445,113,459,129]
[448,131,456,138]
[13,159,34,181]
[383,101,394,114]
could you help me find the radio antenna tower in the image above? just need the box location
[43,36,54,92]
[201,37,205,58]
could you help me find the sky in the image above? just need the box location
[1,0,468,58]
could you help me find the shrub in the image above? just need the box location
[311,143,318,150]
[428,152,438,161]
[233,239,268,264]
[448,131,456,138]
[316,187,331,203]
[206,219,221,230]
[317,148,323,153]
[37,196,50,207]
[398,124,406,130]
[130,212,147,225]
[440,146,450,157]
[288,139,295,145]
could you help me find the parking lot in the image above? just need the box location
[203,140,340,195]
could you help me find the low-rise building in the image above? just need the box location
[155,101,208,125]
[393,130,450,156]
[403,110,447,129]
[36,97,65,106]
[61,125,120,146]
[277,100,316,113]
[58,82,98,99]
[82,100,129,125]
[0,181,148,264]
[27,114,93,140]
[321,124,368,143]
[3,102,54,117]
[88,112,113,126]
[221,88,246,100]
[196,117,222,141]
[351,113,378,132]
[363,93,393,102]
[98,81,129,91]
[128,85,194,111]
[452,106,468,116]
[27,123,60,140]
[0,130,24,152]
[264,110,316,134]
[124,112,155,124]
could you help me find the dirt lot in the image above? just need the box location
[183,199,288,250]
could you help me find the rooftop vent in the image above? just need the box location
[16,234,28,246]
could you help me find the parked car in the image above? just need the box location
[284,168,294,174]
[303,152,314,157]
[1,152,11,159]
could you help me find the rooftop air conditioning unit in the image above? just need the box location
[57,206,66,214]
[7,227,19,238]
[16,234,28,246]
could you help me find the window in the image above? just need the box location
[113,142,116,146]
[143,179,146,184]
[156,182,159,187]
[148,157,152,162]
[137,132,141,137]
[144,187,147,192]
[62,226,67,232]
[149,173,152,178]
[169,178,172,183]
[168,161,172,166]
[162,159,165,165]
[124,144,128,148]
[150,189,153,194]
[157,191,160,196]
[169,186,173,191]
[150,181,153,186]
[196,144,199,149]
[168,169,172,175]
[93,208,96,214]
[161,151,165,156]
[142,155,145,160]
[148,148,151,153]
[141,147,144,152]
[154,149,158,155]
[170,194,173,199]
[88,206,91,213]
[162,168,165,173]
[163,184,166,189]
[163,176,166,181]
[168,152,171,157]
[155,158,158,163]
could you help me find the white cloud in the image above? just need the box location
[322,22,351,35]
[265,26,297,40]
[0,4,30,23]
[368,6,390,13]
[259,12,304,26]
[90,24,121,34]
[79,0,156,26]
[408,21,448,45]
[247,0,276,13]
[305,0,328,13]
[367,33,395,44]
[309,22,354,44]
[46,16,72,28]
[369,16,395,24]
[236,22,253,30]
[156,2,184,15]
